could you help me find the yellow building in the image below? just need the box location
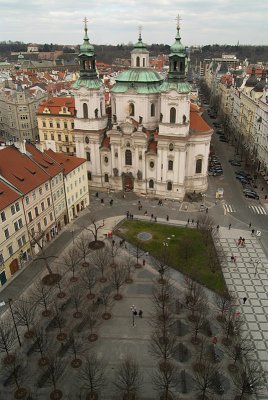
[37,97,76,155]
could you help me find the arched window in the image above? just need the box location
[83,103,88,119]
[87,171,92,180]
[125,149,132,165]
[168,160,173,171]
[149,179,154,189]
[136,57,140,67]
[143,58,145,67]
[104,173,109,182]
[195,159,202,174]
[170,107,176,123]
[129,103,135,117]
[167,181,172,191]
[100,102,103,117]
[151,103,155,117]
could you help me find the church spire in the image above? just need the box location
[78,17,97,80]
[167,14,187,82]
[131,25,149,68]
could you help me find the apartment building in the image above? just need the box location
[0,87,48,141]
[37,97,76,154]
[0,180,29,285]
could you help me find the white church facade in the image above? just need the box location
[73,20,213,200]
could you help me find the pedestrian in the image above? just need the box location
[145,251,149,256]
[139,310,143,318]
[243,297,247,305]
[249,222,252,228]
[101,198,104,204]
[166,215,169,221]
[187,218,190,225]
[261,187,264,191]
[95,192,99,198]
[231,255,234,262]
[134,310,138,317]
[122,193,126,199]
[151,213,154,221]
[216,225,219,231]
[265,195,267,200]
[251,229,255,236]
[242,238,245,247]
[206,207,208,214]
[238,236,242,246]
[229,224,231,230]
[126,211,129,219]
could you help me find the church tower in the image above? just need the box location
[73,18,108,187]
[130,29,150,68]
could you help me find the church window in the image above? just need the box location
[104,156,109,164]
[104,174,109,183]
[149,161,154,168]
[87,171,92,180]
[149,179,154,189]
[168,160,173,171]
[85,136,89,144]
[126,142,130,147]
[83,103,88,119]
[115,152,118,158]
[195,158,202,174]
[129,103,135,117]
[170,107,176,123]
[143,58,145,67]
[169,143,174,151]
[100,102,103,117]
[151,103,155,117]
[125,149,132,166]
[42,121,46,127]
[86,152,91,162]
[139,153,142,160]
[167,181,172,191]
[51,134,54,140]
[136,57,140,67]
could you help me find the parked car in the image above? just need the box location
[244,192,259,200]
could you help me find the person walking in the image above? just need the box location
[216,225,219,231]
[251,229,255,236]
[166,215,169,221]
[243,297,247,305]
[229,224,231,230]
[249,222,252,228]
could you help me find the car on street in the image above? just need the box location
[244,191,259,200]
[229,159,242,166]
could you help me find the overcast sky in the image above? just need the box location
[1,0,267,46]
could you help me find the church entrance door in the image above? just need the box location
[122,173,134,192]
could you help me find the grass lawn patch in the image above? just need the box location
[116,220,227,294]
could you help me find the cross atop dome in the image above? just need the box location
[176,14,182,30]
[138,25,142,41]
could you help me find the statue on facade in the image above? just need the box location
[95,108,99,118]
[137,170,142,180]
[113,114,117,123]
[160,113,163,122]
[139,116,143,125]
[113,168,119,177]
[183,114,186,124]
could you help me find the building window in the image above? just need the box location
[170,107,176,123]
[28,211,33,222]
[115,151,118,158]
[71,123,74,129]
[136,56,140,67]
[50,212,53,221]
[196,159,202,174]
[0,253,4,265]
[49,122,53,128]
[129,103,134,117]
[37,222,41,232]
[34,206,39,217]
[85,136,89,144]
[4,228,9,239]
[149,179,154,188]
[64,122,67,129]
[44,217,47,226]
[15,202,20,211]
[8,245,13,257]
[83,103,88,119]
[42,121,46,127]
[167,181,172,191]
[57,122,60,128]
[104,156,109,164]
[65,135,69,142]
[125,149,132,165]
[58,134,61,141]
[149,161,154,168]
[47,197,51,206]
[51,134,54,140]
[44,134,48,140]
[25,196,29,205]
[151,103,155,117]
[39,187,42,195]
[169,143,174,151]
[41,202,45,211]
[104,174,109,183]
[11,204,16,215]
[86,152,91,161]
[45,183,49,191]
[0,211,6,222]
[87,171,92,180]
[168,160,173,171]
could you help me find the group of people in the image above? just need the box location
[237,237,246,247]
[126,211,134,220]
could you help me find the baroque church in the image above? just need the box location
[73,19,213,200]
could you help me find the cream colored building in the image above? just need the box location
[0,180,30,285]
[37,97,76,155]
[0,87,48,141]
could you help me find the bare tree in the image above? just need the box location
[99,286,114,320]
[84,215,105,244]
[176,236,195,270]
[153,243,171,282]
[68,333,83,368]
[197,215,216,246]
[29,229,57,276]
[33,325,50,366]
[61,246,81,282]
[194,355,220,400]
[107,241,121,267]
[31,280,55,317]
[81,267,98,300]
[214,289,235,322]
[110,263,126,300]
[13,297,36,338]
[149,329,178,364]
[79,352,106,399]
[129,242,145,268]
[123,255,135,283]
[184,277,208,320]
[91,247,110,282]
[0,318,15,364]
[87,305,100,342]
[45,353,65,400]
[191,306,206,345]
[221,306,244,346]
[232,360,264,400]
[227,336,254,371]
[69,286,83,318]
[53,302,66,341]
[152,361,179,400]
[3,353,28,399]
[76,231,91,267]
[113,355,143,400]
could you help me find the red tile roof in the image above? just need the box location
[0,180,21,211]
[0,146,49,194]
[25,143,63,177]
[45,149,86,175]
[37,97,75,116]
[190,103,213,135]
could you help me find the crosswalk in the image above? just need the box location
[249,205,267,215]
[223,203,267,215]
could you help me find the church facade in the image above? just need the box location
[73,21,213,200]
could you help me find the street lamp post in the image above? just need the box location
[8,298,21,347]
[130,305,137,327]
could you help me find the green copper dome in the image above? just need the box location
[131,34,149,54]
[18,53,24,60]
[115,68,162,83]
[169,27,186,57]
[79,24,95,56]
